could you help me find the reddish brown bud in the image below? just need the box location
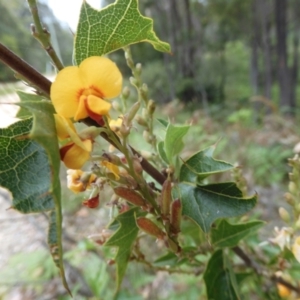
[161,179,172,217]
[82,194,100,208]
[114,187,146,207]
[136,217,165,239]
[107,259,115,265]
[170,199,182,235]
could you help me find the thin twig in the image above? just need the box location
[27,0,64,70]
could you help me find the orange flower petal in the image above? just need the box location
[51,67,84,118]
[86,95,112,115]
[80,56,122,99]
[74,95,89,121]
[102,160,120,180]
[62,143,91,169]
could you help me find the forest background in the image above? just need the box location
[1,0,300,299]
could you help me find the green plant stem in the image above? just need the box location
[0,43,166,186]
[27,0,64,70]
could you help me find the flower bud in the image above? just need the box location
[135,115,148,127]
[112,101,121,112]
[114,187,146,207]
[78,126,102,140]
[284,192,295,206]
[289,182,297,194]
[147,99,156,115]
[125,101,140,125]
[140,150,153,160]
[296,217,300,229]
[279,207,290,223]
[135,63,142,75]
[170,199,182,235]
[161,179,172,217]
[142,108,148,119]
[143,130,152,143]
[140,83,148,101]
[82,194,100,208]
[136,217,165,239]
[122,86,130,100]
[132,156,143,174]
[130,76,138,86]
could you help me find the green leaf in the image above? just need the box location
[180,146,234,182]
[104,208,139,291]
[157,118,169,128]
[153,252,181,268]
[178,183,257,233]
[16,91,41,119]
[16,98,71,295]
[74,0,171,64]
[211,219,265,248]
[157,141,169,164]
[164,124,190,165]
[0,118,54,212]
[204,249,240,300]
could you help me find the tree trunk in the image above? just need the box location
[275,0,291,112]
[258,0,273,100]
[182,0,195,78]
[250,0,260,96]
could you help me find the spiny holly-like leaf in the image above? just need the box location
[74,0,171,64]
[204,249,240,300]
[164,124,190,165]
[104,208,139,291]
[211,219,265,248]
[0,118,54,213]
[180,146,234,182]
[16,95,71,295]
[178,182,257,233]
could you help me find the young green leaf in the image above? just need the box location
[178,182,257,233]
[204,249,240,300]
[211,219,265,248]
[180,145,234,182]
[164,124,190,165]
[74,0,171,64]
[104,208,139,291]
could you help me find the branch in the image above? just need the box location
[0,43,166,185]
[233,246,300,295]
[0,43,51,96]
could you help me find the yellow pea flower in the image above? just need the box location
[67,169,97,193]
[109,116,123,132]
[54,114,93,169]
[101,160,120,180]
[51,56,122,124]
